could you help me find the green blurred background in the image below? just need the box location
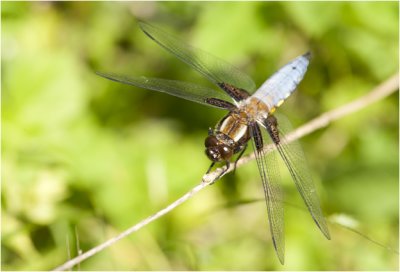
[2,1,399,270]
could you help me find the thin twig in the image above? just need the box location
[53,73,398,271]
[74,226,82,271]
[65,236,71,271]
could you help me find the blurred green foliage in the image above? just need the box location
[2,2,398,270]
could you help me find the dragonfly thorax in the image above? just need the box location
[204,111,251,162]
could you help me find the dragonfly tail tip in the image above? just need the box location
[303,51,312,60]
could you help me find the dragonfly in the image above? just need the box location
[97,22,330,265]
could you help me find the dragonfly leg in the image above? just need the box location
[213,161,230,183]
[206,162,215,174]
[203,161,230,185]
[233,144,248,174]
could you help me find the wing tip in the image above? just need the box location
[272,236,285,265]
[95,71,109,79]
[137,21,157,41]
[95,71,122,81]
[137,20,148,29]
[278,254,285,265]
[322,227,331,240]
[313,217,331,240]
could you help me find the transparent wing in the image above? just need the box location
[250,123,285,265]
[139,22,257,93]
[252,53,310,110]
[264,113,330,239]
[96,72,234,110]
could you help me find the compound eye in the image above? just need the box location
[219,145,233,160]
[205,135,219,147]
[205,147,221,162]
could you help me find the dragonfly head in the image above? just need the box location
[204,135,233,162]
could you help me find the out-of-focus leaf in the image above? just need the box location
[282,2,343,38]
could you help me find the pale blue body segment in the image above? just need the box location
[252,53,311,110]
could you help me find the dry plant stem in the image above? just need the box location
[53,73,398,271]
